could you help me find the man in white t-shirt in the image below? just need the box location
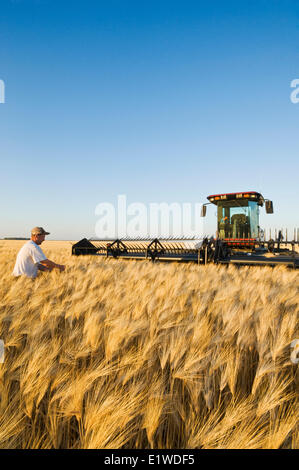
[12,227,66,279]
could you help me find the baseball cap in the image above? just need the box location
[31,227,50,235]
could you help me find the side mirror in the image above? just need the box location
[201,204,207,217]
[265,200,274,214]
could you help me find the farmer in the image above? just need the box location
[12,227,65,279]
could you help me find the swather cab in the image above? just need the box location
[203,191,273,248]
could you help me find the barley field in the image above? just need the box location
[0,240,298,449]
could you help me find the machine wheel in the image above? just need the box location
[267,239,275,253]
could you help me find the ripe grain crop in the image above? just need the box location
[0,241,298,448]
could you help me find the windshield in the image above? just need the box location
[217,200,259,239]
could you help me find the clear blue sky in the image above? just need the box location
[0,0,298,240]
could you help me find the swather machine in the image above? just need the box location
[72,191,299,269]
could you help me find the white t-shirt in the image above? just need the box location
[12,240,47,278]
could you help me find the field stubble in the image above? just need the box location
[0,240,298,449]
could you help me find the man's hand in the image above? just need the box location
[58,264,65,272]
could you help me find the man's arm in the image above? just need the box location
[39,259,65,272]
[37,263,51,272]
